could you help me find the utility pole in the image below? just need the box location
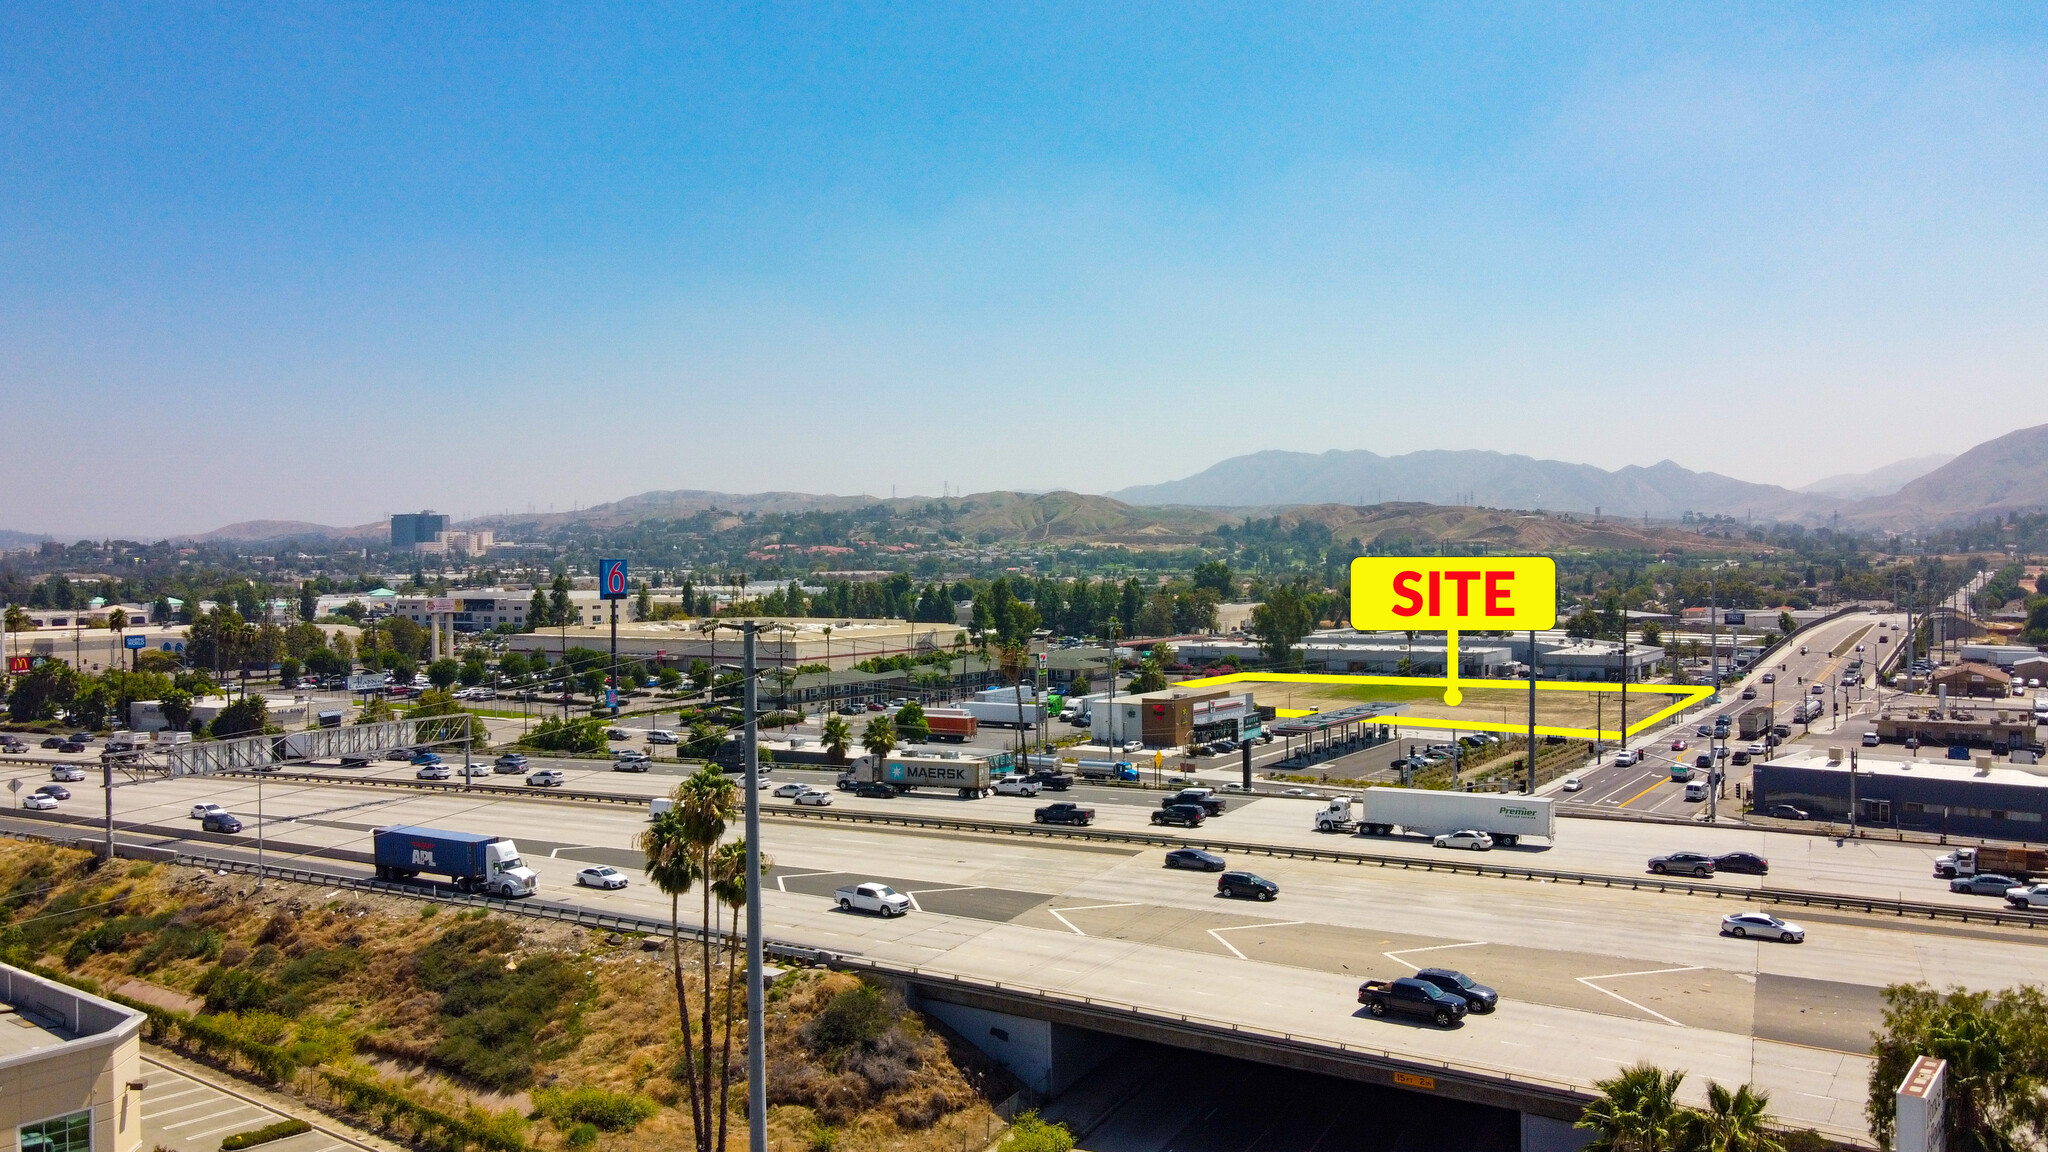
[741,622,767,1152]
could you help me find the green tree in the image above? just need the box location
[1249,585,1315,668]
[159,688,194,731]
[1868,983,2048,1152]
[820,714,852,764]
[1191,560,1235,598]
[895,700,930,743]
[299,582,318,622]
[278,656,302,685]
[4,604,33,635]
[498,652,530,681]
[8,660,80,722]
[212,696,270,738]
[457,660,485,687]
[1577,1063,1690,1152]
[681,720,726,761]
[860,714,897,763]
[426,658,461,690]
[656,666,682,690]
[1639,622,1663,647]
[1778,611,1796,636]
[1127,657,1167,694]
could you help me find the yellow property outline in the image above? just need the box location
[1170,670,1716,741]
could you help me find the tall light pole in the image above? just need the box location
[740,621,765,1152]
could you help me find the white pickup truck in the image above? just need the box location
[834,882,912,917]
[2005,883,2048,910]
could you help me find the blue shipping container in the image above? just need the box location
[373,825,495,880]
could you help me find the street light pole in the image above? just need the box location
[741,622,767,1152]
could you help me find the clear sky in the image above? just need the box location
[5,4,2046,537]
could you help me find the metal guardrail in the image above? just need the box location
[215,768,2048,931]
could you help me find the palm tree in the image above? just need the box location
[708,838,768,1152]
[1578,1063,1690,1152]
[1694,1081,1783,1152]
[820,714,852,765]
[638,801,705,1143]
[861,714,896,764]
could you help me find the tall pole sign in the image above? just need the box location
[599,560,628,718]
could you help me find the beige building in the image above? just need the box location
[1,965,145,1152]
[506,617,967,670]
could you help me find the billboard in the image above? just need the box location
[426,597,458,613]
[1350,557,1558,631]
[599,559,629,601]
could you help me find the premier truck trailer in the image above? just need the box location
[372,826,539,896]
[1737,706,1776,741]
[1314,787,1556,846]
[838,752,994,798]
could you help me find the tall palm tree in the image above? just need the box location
[820,714,852,765]
[637,801,705,1143]
[1578,1063,1690,1152]
[1694,1081,1783,1152]
[708,838,768,1152]
[640,768,739,1152]
[861,714,896,764]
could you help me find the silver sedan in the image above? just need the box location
[1720,912,1804,942]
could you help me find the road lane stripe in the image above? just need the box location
[1382,941,1489,971]
[1206,920,1304,960]
[772,870,841,893]
[1574,966,1705,1028]
[1617,779,1668,808]
[1047,902,1141,936]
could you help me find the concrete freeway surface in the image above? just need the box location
[14,765,2048,1144]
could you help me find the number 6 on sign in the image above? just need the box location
[1349,557,1557,705]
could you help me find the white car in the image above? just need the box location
[1747,743,1768,757]
[1721,912,1804,942]
[576,865,628,890]
[1560,776,1583,792]
[1433,829,1494,851]
[526,768,566,787]
[1121,740,1143,753]
[23,793,58,810]
[190,802,227,820]
[646,729,679,744]
[416,764,452,780]
[2005,883,2048,910]
[1221,782,1253,793]
[995,777,1041,796]
[772,781,810,798]
[794,789,833,806]
[1612,749,1641,767]
[835,882,911,916]
[50,765,86,782]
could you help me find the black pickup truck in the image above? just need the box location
[1150,803,1206,828]
[1033,802,1096,826]
[1357,978,1468,1028]
[1161,789,1226,816]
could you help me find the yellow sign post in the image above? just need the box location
[1350,557,1558,705]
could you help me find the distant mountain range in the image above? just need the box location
[1111,423,2048,533]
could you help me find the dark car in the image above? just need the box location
[201,811,243,834]
[34,785,72,801]
[41,736,65,749]
[1152,804,1206,828]
[851,781,897,799]
[1730,751,1751,766]
[1712,852,1770,875]
[1767,804,1810,820]
[1217,871,1277,901]
[1357,978,1467,1028]
[1,738,26,753]
[58,741,86,753]
[340,754,373,768]
[1413,968,1498,1013]
[67,732,93,743]
[1695,724,1713,737]
[410,752,444,767]
[1165,848,1226,872]
[1024,771,1073,791]
[1951,873,2021,895]
[386,747,417,762]
[1694,753,1713,770]
[1648,851,1717,877]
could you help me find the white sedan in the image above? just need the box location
[793,789,833,806]
[416,764,452,780]
[1720,912,1805,942]
[772,781,810,798]
[190,802,227,820]
[576,866,628,890]
[1433,829,1494,851]
[23,794,59,810]
[1560,776,1583,792]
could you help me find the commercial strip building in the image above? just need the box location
[1072,686,1262,748]
[506,617,968,671]
[0,964,146,1152]
[1752,749,2048,841]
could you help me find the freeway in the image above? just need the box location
[14,764,2048,1144]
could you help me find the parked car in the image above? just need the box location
[526,768,567,787]
[494,753,529,773]
[605,727,633,741]
[23,793,60,810]
[201,811,244,833]
[1412,969,1498,1013]
[793,788,833,806]
[1712,852,1770,875]
[32,784,69,801]
[1165,848,1226,872]
[1217,871,1277,901]
[1767,804,1810,820]
[1951,872,2020,895]
[1434,829,1494,851]
[1648,851,1716,877]
[1721,912,1804,942]
[773,781,810,798]
[1151,804,1206,828]
[576,865,629,890]
[1357,978,1467,1027]
[50,765,85,782]
[416,764,452,780]
[646,729,679,744]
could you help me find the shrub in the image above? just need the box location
[564,1124,597,1149]
[1000,1113,1076,1152]
[411,919,589,1091]
[199,968,281,1014]
[219,1119,310,1150]
[532,1086,658,1133]
[802,984,896,1054]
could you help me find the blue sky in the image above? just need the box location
[4,3,2046,536]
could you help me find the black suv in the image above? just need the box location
[1152,803,1206,828]
[201,811,243,834]
[1413,968,1498,1013]
[1217,871,1277,901]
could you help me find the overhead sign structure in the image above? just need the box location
[1351,557,1557,705]
[599,559,629,601]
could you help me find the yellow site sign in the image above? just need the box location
[1349,557,1558,705]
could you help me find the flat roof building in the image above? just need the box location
[389,511,449,549]
[1753,749,2048,841]
[0,964,146,1152]
[507,617,967,669]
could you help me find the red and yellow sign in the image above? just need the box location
[1350,557,1557,631]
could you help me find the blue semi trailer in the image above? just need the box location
[371,825,539,897]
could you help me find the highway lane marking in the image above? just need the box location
[1587,771,1657,806]
[1047,902,1142,936]
[897,885,986,913]
[772,870,842,892]
[1382,941,1489,970]
[1616,778,1670,808]
[1206,920,1305,960]
[1574,966,1704,1028]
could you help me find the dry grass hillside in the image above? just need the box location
[0,841,1013,1152]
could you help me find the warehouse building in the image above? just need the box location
[1753,750,2048,841]
[1961,643,2047,670]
